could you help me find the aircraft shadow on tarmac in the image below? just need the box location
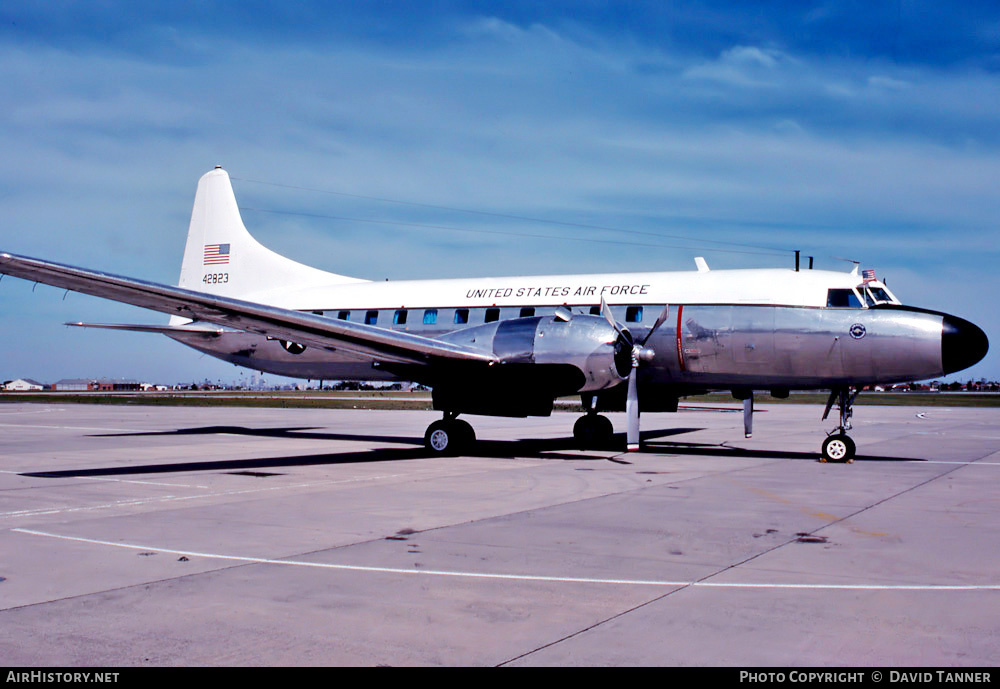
[21,426,918,479]
[640,440,921,463]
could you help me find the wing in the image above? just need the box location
[0,252,498,367]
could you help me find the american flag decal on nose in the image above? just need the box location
[203,243,231,265]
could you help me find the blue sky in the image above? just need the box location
[0,1,997,384]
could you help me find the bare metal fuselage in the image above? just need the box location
[170,301,952,394]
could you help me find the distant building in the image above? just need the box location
[53,378,93,391]
[2,378,45,391]
[90,379,142,392]
[51,378,156,392]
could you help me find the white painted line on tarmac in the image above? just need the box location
[0,470,208,489]
[913,461,1000,466]
[0,474,405,518]
[0,423,160,433]
[0,408,65,415]
[76,476,211,488]
[4,497,185,518]
[12,528,1000,591]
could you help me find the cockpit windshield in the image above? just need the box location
[869,287,893,302]
[858,285,896,306]
[827,284,899,308]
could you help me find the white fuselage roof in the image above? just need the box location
[248,267,889,312]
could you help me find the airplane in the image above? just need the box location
[0,167,989,462]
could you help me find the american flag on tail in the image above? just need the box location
[203,244,231,265]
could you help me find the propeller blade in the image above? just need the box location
[743,394,754,438]
[626,352,640,451]
[600,296,619,333]
[640,304,671,346]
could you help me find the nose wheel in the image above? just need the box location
[820,387,858,463]
[424,414,476,455]
[821,433,856,463]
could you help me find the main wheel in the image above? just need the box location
[424,419,475,455]
[821,434,856,463]
[573,414,614,449]
[452,419,476,447]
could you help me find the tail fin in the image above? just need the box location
[176,167,364,303]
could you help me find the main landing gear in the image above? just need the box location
[424,413,476,455]
[821,387,858,463]
[573,412,615,450]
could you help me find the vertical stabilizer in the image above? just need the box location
[176,168,364,306]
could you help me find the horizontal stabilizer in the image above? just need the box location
[66,322,226,335]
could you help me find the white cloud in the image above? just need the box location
[867,75,912,90]
[682,45,790,87]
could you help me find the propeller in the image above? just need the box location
[601,298,670,451]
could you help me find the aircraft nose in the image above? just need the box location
[942,315,989,375]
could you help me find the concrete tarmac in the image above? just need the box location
[1,401,998,666]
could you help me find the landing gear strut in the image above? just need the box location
[424,413,476,455]
[821,387,858,463]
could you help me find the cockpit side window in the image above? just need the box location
[827,289,862,308]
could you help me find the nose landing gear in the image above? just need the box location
[821,387,858,463]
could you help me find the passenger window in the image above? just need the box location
[393,309,407,325]
[626,306,643,323]
[423,309,438,325]
[365,310,378,325]
[312,310,324,316]
[485,307,500,323]
[337,311,350,321]
[589,306,601,315]
[454,309,469,325]
[519,307,535,318]
[826,289,862,308]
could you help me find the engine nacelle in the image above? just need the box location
[437,314,633,394]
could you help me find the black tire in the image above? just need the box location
[821,434,856,463]
[574,414,614,449]
[425,420,456,455]
[424,419,475,455]
[453,419,476,447]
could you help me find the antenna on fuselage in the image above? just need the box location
[832,257,861,274]
[794,251,815,271]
